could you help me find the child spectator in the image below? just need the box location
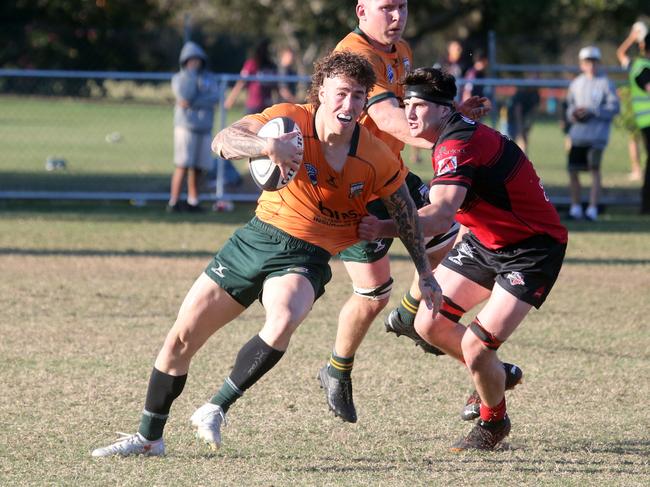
[169,41,220,212]
[566,46,619,221]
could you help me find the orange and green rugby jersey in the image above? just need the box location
[246,103,407,255]
[335,27,413,157]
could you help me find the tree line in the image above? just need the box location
[1,0,648,74]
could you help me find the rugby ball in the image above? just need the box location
[249,117,303,191]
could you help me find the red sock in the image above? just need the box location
[479,397,506,422]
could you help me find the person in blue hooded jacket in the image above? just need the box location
[168,41,220,212]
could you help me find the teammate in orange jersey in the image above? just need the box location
[91,51,440,457]
[318,0,491,423]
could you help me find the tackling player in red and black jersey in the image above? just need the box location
[359,67,568,451]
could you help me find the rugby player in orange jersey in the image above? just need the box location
[318,0,492,424]
[91,51,440,457]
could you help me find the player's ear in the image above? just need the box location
[318,85,326,105]
[356,1,366,21]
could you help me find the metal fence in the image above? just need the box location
[0,67,630,204]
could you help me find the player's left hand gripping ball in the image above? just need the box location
[250,117,304,191]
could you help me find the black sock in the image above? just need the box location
[397,291,420,326]
[210,334,284,413]
[327,350,354,380]
[138,368,187,441]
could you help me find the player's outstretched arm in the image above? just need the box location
[381,183,440,313]
[367,98,435,149]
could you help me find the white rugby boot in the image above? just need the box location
[190,403,226,449]
[91,432,164,457]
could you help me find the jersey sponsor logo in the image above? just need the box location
[305,163,318,185]
[318,201,360,221]
[438,145,466,155]
[349,182,364,198]
[506,271,525,286]
[386,64,395,83]
[436,155,458,176]
[210,261,228,278]
[448,242,474,266]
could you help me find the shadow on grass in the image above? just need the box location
[534,438,650,457]
[562,216,650,233]
[0,247,215,258]
[0,171,172,193]
[282,451,646,476]
[0,199,257,224]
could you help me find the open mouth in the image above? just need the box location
[337,113,353,123]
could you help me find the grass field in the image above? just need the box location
[0,95,646,201]
[0,200,649,486]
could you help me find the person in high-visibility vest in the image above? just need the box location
[617,22,650,213]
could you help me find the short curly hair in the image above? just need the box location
[308,51,376,107]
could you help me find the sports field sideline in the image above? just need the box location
[0,95,644,203]
[0,200,648,486]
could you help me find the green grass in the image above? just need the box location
[0,202,649,486]
[0,95,646,199]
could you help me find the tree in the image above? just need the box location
[0,0,175,71]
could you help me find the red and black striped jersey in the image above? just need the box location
[430,112,568,249]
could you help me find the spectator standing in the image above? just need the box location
[277,47,298,103]
[507,84,540,155]
[169,41,220,213]
[614,86,644,181]
[435,40,468,79]
[224,39,277,114]
[617,22,650,213]
[566,46,619,221]
[462,49,489,101]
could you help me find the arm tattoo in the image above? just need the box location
[214,119,266,159]
[382,183,430,275]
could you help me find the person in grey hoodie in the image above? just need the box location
[566,46,620,221]
[169,41,220,212]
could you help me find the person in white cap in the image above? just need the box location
[565,45,619,221]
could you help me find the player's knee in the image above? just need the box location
[161,328,196,362]
[462,318,502,369]
[460,335,489,371]
[264,306,305,339]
